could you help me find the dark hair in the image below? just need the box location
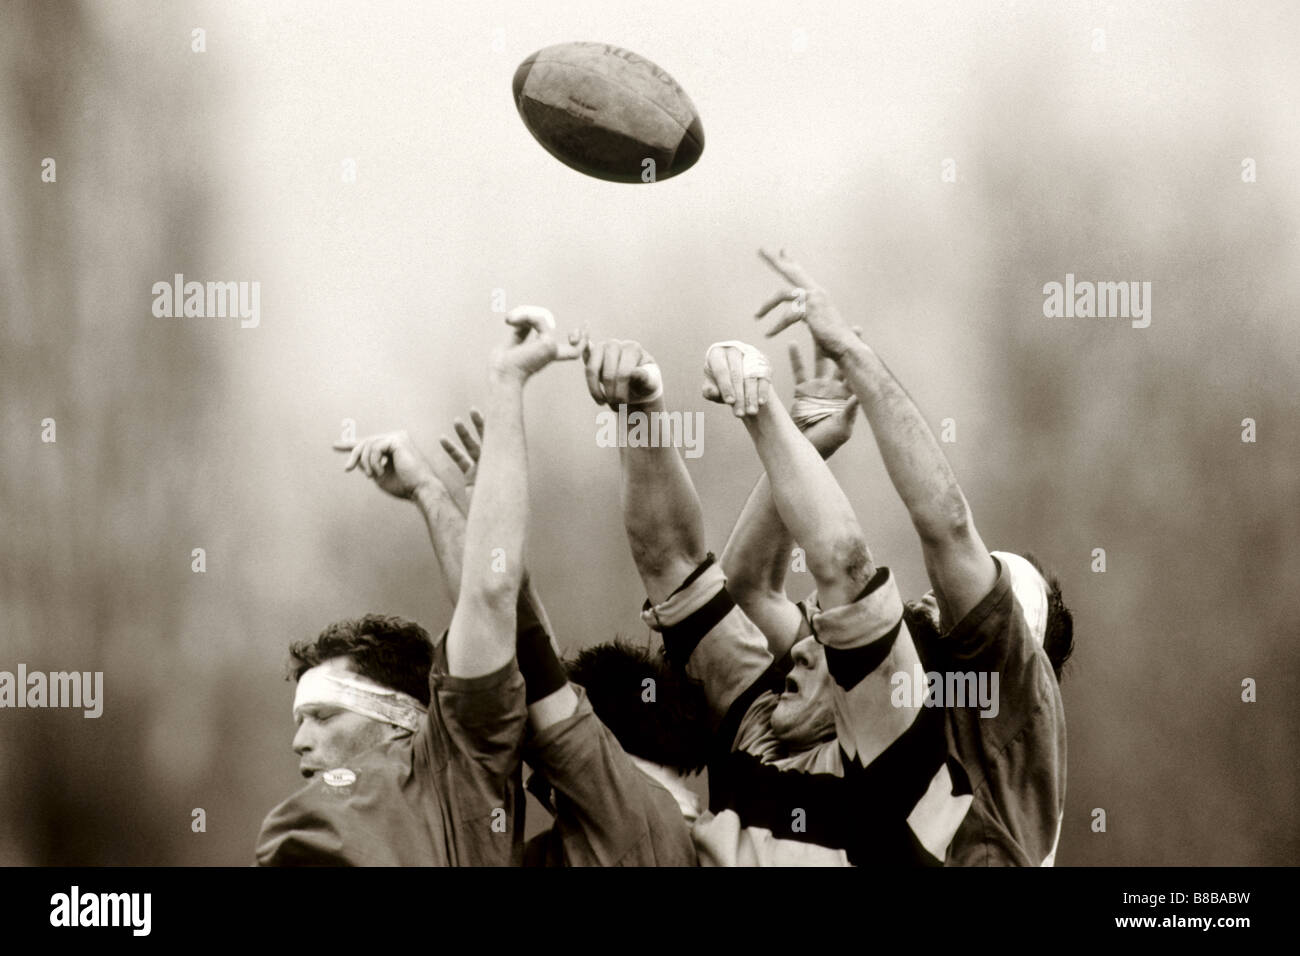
[564,639,711,774]
[1022,552,1075,680]
[288,614,435,706]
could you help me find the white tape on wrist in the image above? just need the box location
[791,394,851,430]
[706,341,772,380]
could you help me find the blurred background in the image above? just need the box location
[1,0,1297,865]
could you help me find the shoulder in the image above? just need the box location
[921,555,1020,663]
[255,738,417,866]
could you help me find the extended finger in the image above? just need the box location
[726,350,747,417]
[599,341,623,406]
[343,441,365,472]
[742,373,759,416]
[555,329,585,363]
[613,344,641,406]
[763,305,806,338]
[440,436,474,475]
[368,437,388,477]
[354,439,373,477]
[454,419,481,462]
[788,343,807,384]
[754,288,797,318]
[706,348,737,406]
[813,340,833,380]
[552,336,583,362]
[582,339,606,404]
[758,247,814,288]
[469,407,485,439]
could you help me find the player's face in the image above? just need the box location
[291,658,404,778]
[770,635,836,748]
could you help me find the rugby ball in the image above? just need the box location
[512,42,704,183]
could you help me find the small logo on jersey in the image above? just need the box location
[323,768,356,787]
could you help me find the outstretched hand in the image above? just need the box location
[788,334,861,456]
[332,430,439,501]
[439,407,485,499]
[754,249,860,361]
[489,306,584,382]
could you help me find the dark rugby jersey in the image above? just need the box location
[255,645,527,867]
[522,684,698,867]
[911,555,1067,866]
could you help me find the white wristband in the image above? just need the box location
[791,394,851,430]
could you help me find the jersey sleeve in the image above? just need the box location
[420,636,528,865]
[255,789,358,866]
[521,684,697,866]
[806,567,931,769]
[640,555,774,721]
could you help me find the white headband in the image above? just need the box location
[992,551,1049,647]
[293,666,427,734]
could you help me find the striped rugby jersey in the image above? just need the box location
[651,554,1065,865]
[648,560,968,865]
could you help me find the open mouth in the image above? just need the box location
[300,767,320,779]
[784,675,799,695]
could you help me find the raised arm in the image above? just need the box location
[583,337,773,720]
[704,341,874,612]
[445,308,581,678]
[719,340,860,657]
[334,430,467,602]
[439,408,560,643]
[582,338,707,603]
[438,409,573,730]
[837,343,995,625]
[754,249,996,627]
[718,472,802,651]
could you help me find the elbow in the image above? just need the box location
[809,530,874,592]
[629,533,705,582]
[914,494,975,548]
[464,565,520,613]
